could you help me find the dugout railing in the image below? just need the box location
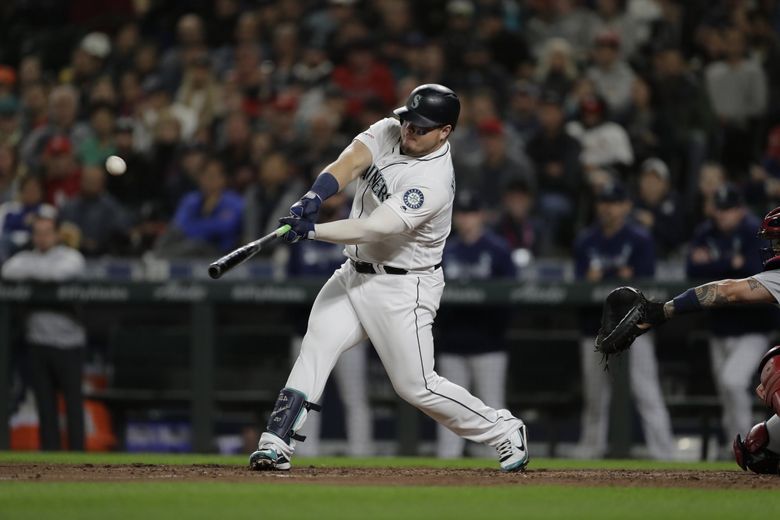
[0,279,758,457]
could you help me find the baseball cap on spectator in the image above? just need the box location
[640,158,670,181]
[596,181,629,203]
[273,92,298,112]
[455,190,482,212]
[0,66,16,86]
[80,32,112,59]
[477,118,504,136]
[714,183,743,210]
[594,30,621,49]
[45,135,72,156]
[35,203,59,221]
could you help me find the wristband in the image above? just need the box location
[672,288,702,314]
[310,172,339,201]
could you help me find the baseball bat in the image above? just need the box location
[208,224,291,279]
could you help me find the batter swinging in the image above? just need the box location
[249,84,528,472]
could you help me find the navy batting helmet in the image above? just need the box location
[393,84,460,129]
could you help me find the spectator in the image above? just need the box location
[159,13,208,93]
[687,184,775,454]
[494,180,541,257]
[0,96,21,148]
[705,27,767,177]
[573,180,675,460]
[566,94,634,176]
[217,111,253,192]
[0,143,20,203]
[59,165,132,257]
[331,38,396,121]
[527,91,582,251]
[436,191,516,459]
[155,156,243,258]
[20,80,49,135]
[243,152,304,243]
[41,136,82,208]
[633,158,685,258]
[534,38,579,100]
[587,30,636,118]
[20,85,92,172]
[63,32,112,111]
[651,46,712,202]
[0,176,44,260]
[624,77,660,163]
[2,210,87,451]
[137,75,197,152]
[176,53,224,135]
[456,117,535,214]
[693,161,728,225]
[77,102,117,167]
[506,81,541,145]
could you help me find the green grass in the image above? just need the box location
[1,452,775,520]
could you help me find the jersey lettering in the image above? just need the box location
[363,164,390,202]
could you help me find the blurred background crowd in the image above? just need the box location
[0,0,779,265]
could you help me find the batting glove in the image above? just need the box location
[279,216,315,243]
[289,191,322,222]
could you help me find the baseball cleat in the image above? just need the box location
[248,446,291,471]
[496,424,529,472]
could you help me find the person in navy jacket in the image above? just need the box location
[687,183,775,453]
[436,190,517,458]
[573,180,676,460]
[286,192,372,457]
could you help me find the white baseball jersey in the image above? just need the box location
[348,118,455,270]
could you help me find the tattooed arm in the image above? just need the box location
[662,277,776,319]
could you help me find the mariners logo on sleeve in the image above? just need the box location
[403,188,424,209]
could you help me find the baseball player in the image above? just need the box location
[248,84,528,472]
[686,184,774,454]
[286,193,372,457]
[630,206,780,473]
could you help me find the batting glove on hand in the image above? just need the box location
[289,191,322,222]
[279,216,315,243]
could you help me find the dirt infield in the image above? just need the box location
[2,463,779,489]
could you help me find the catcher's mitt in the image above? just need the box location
[594,286,666,363]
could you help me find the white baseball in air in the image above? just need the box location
[105,155,126,176]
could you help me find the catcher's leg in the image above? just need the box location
[251,269,367,470]
[629,334,675,460]
[733,418,780,474]
[757,346,780,415]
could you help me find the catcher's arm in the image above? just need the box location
[649,277,776,325]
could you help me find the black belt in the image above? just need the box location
[351,260,441,275]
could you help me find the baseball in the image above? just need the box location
[106,155,126,175]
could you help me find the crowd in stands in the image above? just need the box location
[0,0,779,268]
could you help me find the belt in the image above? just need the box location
[351,260,442,275]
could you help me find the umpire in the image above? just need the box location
[573,180,676,460]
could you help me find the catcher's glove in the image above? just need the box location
[594,286,666,363]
